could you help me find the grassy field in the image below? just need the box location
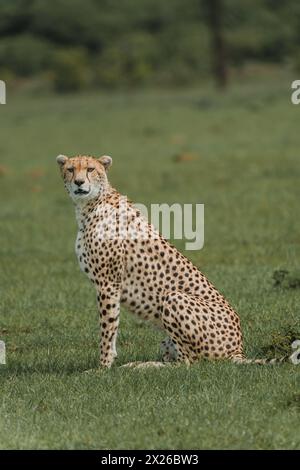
[0,73,300,449]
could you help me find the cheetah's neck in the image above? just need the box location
[74,185,120,229]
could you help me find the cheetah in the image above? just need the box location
[56,154,294,369]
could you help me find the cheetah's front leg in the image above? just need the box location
[96,286,121,368]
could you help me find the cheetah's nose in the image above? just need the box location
[74,179,85,187]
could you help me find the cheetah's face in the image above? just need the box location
[56,154,112,203]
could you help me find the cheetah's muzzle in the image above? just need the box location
[74,188,90,195]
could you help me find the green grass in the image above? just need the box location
[0,72,300,449]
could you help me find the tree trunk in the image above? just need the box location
[207,0,228,89]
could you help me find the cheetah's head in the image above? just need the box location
[56,154,112,203]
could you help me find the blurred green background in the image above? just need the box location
[1,0,300,92]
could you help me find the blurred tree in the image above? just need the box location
[52,48,90,92]
[0,34,53,76]
[0,0,299,91]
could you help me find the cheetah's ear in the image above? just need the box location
[56,154,68,166]
[98,155,112,171]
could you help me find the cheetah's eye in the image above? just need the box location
[67,167,74,173]
[87,167,95,173]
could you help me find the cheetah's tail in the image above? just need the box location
[230,344,300,365]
